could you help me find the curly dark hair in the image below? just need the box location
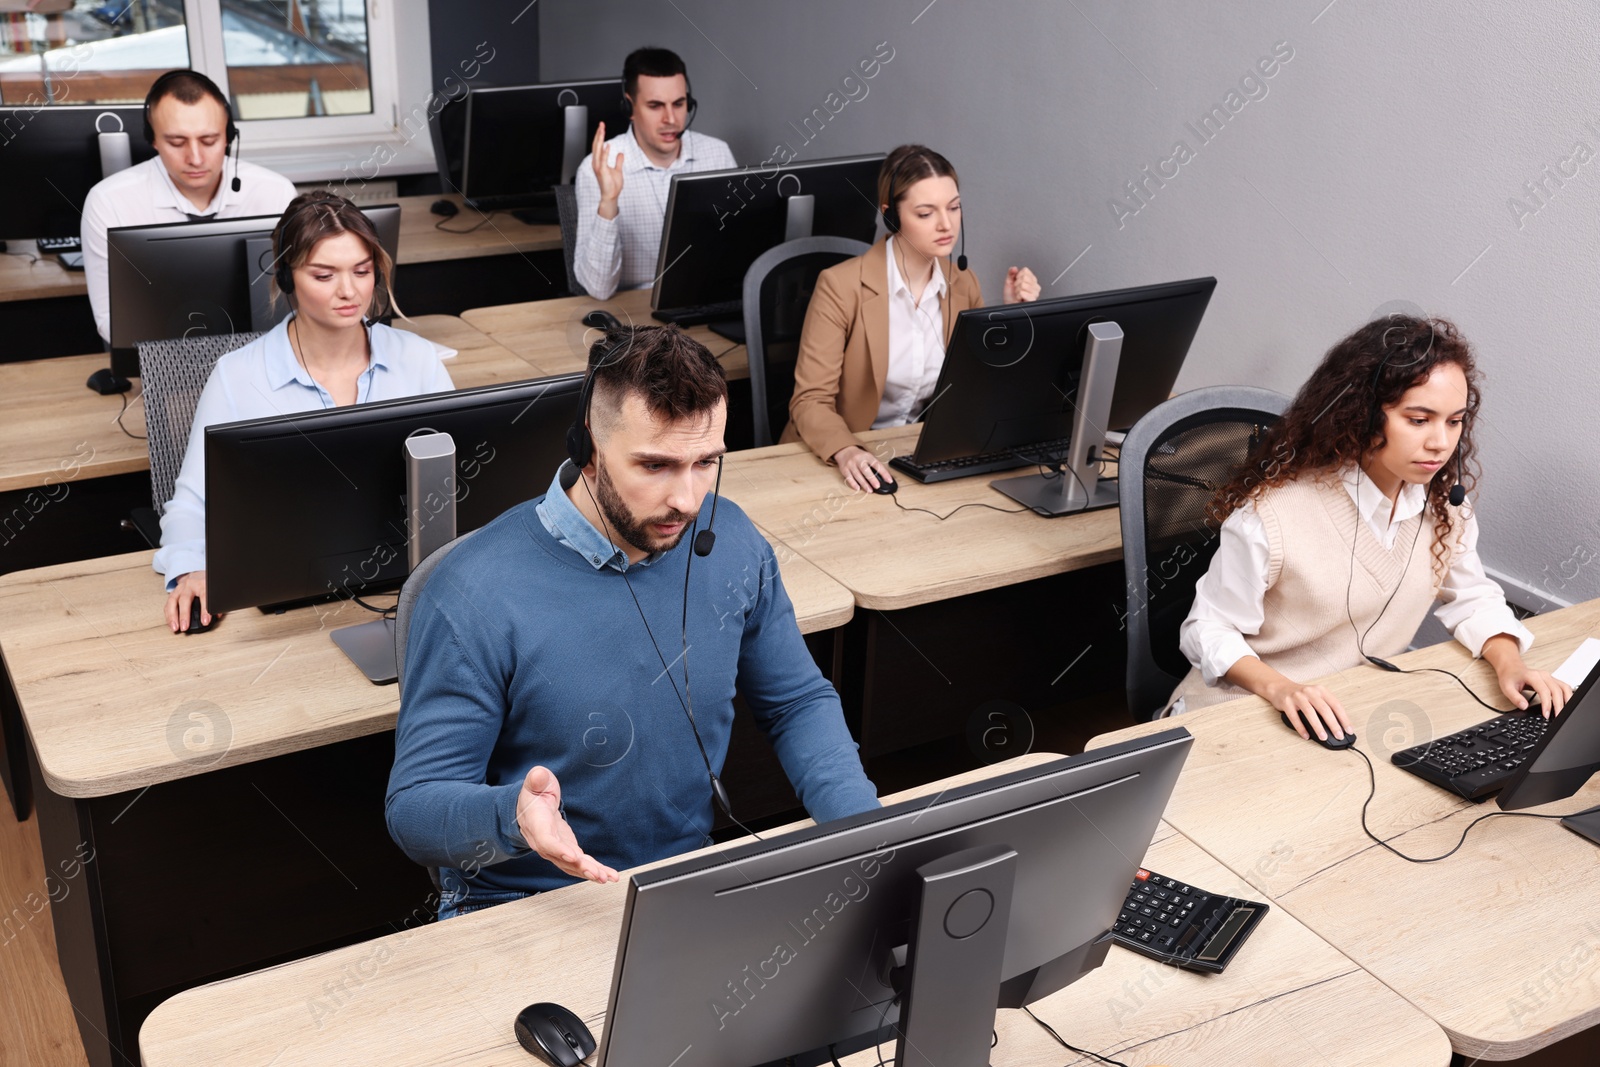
[1208,314,1482,579]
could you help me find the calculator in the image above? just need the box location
[1110,867,1269,973]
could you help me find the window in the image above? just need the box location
[0,0,434,181]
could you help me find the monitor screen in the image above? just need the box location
[0,105,156,240]
[461,80,628,209]
[204,372,581,615]
[106,204,401,377]
[651,154,884,312]
[599,728,1191,1066]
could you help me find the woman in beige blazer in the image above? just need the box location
[780,145,1040,490]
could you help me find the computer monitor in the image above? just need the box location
[106,205,401,377]
[204,372,582,621]
[891,276,1217,516]
[598,727,1192,1066]
[1498,655,1600,810]
[0,105,155,240]
[650,154,884,327]
[461,80,628,218]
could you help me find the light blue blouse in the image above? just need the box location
[153,318,456,587]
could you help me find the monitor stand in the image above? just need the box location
[991,320,1123,517]
[331,432,458,685]
[892,844,1018,1067]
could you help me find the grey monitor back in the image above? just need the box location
[598,729,1192,1066]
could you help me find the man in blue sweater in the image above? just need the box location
[386,325,879,917]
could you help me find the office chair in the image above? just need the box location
[553,182,586,298]
[130,332,265,546]
[741,236,869,447]
[1119,385,1290,720]
[394,529,478,896]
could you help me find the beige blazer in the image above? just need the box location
[780,237,984,461]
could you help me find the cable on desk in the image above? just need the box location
[1022,1005,1131,1067]
[2,247,41,264]
[116,387,147,440]
[1351,747,1576,863]
[888,492,1030,521]
[352,593,399,619]
[435,210,499,234]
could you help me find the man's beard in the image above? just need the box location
[594,458,696,556]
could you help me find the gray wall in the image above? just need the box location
[542,0,1600,610]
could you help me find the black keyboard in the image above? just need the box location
[652,299,743,327]
[1392,710,1549,799]
[1110,867,1268,973]
[889,438,1074,484]
[36,235,81,253]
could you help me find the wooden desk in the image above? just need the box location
[0,240,85,303]
[461,288,751,379]
[138,754,1449,1067]
[392,193,560,265]
[1088,598,1600,1060]
[723,425,1123,611]
[0,315,535,494]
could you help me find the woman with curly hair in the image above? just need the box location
[1167,314,1571,740]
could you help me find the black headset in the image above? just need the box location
[143,69,242,194]
[1363,323,1466,507]
[271,193,391,320]
[565,321,739,826]
[881,149,967,272]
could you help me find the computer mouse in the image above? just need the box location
[514,1002,595,1066]
[183,599,214,635]
[429,198,459,218]
[1280,711,1354,749]
[583,309,622,331]
[872,477,897,495]
[86,368,132,395]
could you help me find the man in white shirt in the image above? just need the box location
[574,47,736,300]
[81,69,298,344]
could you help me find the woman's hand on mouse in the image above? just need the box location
[517,765,619,884]
[165,571,212,632]
[1225,655,1351,742]
[832,444,893,493]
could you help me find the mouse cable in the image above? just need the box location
[116,387,147,440]
[1350,746,1576,863]
[434,210,498,234]
[888,493,1029,521]
[351,592,397,618]
[1022,1005,1131,1067]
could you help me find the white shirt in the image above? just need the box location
[573,125,737,300]
[81,156,299,343]
[873,236,949,429]
[152,317,455,587]
[1179,465,1533,688]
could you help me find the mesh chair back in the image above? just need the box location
[741,236,869,447]
[138,332,265,516]
[554,183,586,297]
[1119,386,1290,719]
[394,530,476,700]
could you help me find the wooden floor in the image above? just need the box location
[0,794,90,1066]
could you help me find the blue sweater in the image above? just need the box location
[385,484,879,900]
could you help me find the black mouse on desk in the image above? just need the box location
[583,309,623,332]
[86,368,132,395]
[872,477,897,495]
[183,599,215,635]
[429,198,458,218]
[1280,711,1354,749]
[514,1002,595,1066]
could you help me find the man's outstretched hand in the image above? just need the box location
[515,765,619,883]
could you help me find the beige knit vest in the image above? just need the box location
[1168,474,1459,714]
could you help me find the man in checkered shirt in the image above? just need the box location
[574,47,737,300]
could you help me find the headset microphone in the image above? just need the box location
[231,126,242,193]
[956,211,967,273]
[692,457,723,557]
[1449,483,1465,507]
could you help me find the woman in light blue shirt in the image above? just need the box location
[155,191,454,630]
